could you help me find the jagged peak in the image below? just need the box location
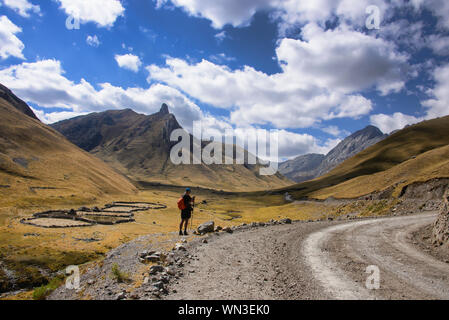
[159,103,169,115]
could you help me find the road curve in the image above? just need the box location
[166,213,449,300]
[303,213,449,300]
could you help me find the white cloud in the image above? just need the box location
[427,35,449,56]
[370,63,449,133]
[148,23,408,129]
[55,0,125,27]
[86,35,100,47]
[209,53,236,64]
[370,112,422,134]
[157,0,273,29]
[0,59,202,128]
[322,125,350,138]
[156,0,390,29]
[31,107,89,124]
[410,0,449,30]
[0,15,25,60]
[214,31,227,42]
[115,54,142,72]
[0,59,337,160]
[1,0,40,17]
[422,64,449,119]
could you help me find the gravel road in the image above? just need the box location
[166,212,449,300]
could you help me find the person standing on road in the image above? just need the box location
[179,188,195,236]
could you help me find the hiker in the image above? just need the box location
[178,188,195,236]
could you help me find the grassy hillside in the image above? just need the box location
[279,115,449,199]
[0,97,137,208]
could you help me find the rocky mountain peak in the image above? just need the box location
[159,103,170,115]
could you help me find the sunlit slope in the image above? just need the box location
[0,98,137,206]
[281,115,449,199]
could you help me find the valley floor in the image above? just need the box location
[0,185,444,300]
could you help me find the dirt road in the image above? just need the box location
[167,213,449,300]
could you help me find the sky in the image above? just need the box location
[0,0,448,161]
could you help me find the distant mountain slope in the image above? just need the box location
[52,105,291,192]
[0,89,137,206]
[279,126,388,182]
[278,115,449,200]
[278,154,325,182]
[0,83,38,120]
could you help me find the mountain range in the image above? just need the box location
[278,115,449,200]
[279,125,388,182]
[51,104,291,191]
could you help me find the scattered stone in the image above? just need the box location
[165,267,176,276]
[223,227,233,234]
[116,292,126,300]
[153,281,164,290]
[202,239,208,244]
[23,233,40,237]
[174,243,187,251]
[198,221,215,234]
[281,218,292,224]
[215,226,223,232]
[149,265,165,275]
[146,254,161,262]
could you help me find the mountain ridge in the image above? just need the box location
[279,125,388,182]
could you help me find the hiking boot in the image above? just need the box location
[184,231,188,236]
[179,230,183,236]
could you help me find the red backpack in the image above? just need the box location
[177,197,186,210]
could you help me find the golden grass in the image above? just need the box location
[276,115,449,200]
[309,144,449,199]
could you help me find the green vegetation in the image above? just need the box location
[111,264,129,283]
[32,277,64,300]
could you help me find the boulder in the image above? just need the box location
[149,265,164,275]
[146,254,161,262]
[198,221,215,234]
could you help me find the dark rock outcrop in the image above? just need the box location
[0,83,39,120]
[279,126,388,183]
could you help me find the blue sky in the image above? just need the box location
[0,0,448,160]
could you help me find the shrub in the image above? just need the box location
[111,264,129,283]
[32,277,63,300]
